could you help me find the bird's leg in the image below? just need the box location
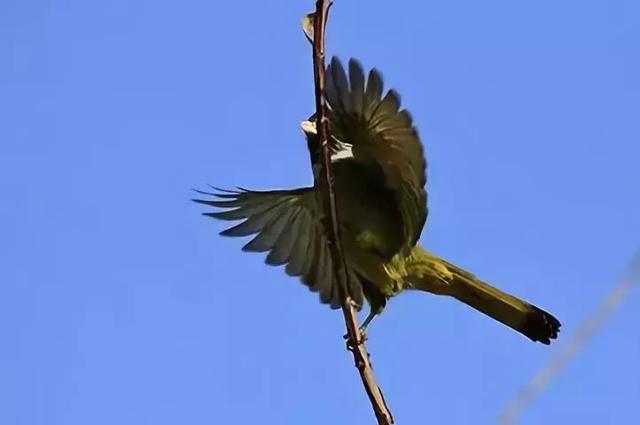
[343,305,378,344]
[359,308,377,335]
[343,285,387,349]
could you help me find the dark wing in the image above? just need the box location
[193,187,364,309]
[325,57,428,252]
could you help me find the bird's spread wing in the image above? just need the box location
[193,187,364,308]
[325,57,428,251]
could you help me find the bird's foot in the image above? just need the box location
[348,298,361,309]
[343,326,368,350]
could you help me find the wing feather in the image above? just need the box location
[194,188,364,309]
[325,57,428,250]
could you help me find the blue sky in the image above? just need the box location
[1,0,639,424]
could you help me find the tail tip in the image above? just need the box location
[524,307,561,345]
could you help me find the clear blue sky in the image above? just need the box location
[1,1,639,424]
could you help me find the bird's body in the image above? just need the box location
[195,58,560,344]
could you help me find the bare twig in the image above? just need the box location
[303,2,394,424]
[499,250,640,424]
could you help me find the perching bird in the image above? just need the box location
[194,57,561,344]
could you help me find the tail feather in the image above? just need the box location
[405,247,561,344]
[447,270,561,344]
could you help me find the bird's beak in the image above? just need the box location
[300,120,317,135]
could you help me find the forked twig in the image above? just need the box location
[302,2,394,423]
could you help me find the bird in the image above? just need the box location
[194,57,561,345]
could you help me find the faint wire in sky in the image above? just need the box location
[499,250,640,425]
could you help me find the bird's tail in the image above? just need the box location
[402,246,560,344]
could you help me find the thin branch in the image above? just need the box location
[499,250,640,425]
[303,2,395,424]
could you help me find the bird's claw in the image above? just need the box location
[343,327,368,350]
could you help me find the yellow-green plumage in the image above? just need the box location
[195,57,560,344]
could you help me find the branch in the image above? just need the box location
[499,250,640,424]
[303,2,394,424]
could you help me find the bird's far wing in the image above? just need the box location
[325,57,428,250]
[193,187,364,309]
